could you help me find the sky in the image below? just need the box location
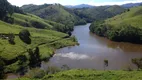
[8,0,142,7]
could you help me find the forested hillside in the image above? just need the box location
[90,6,142,43]
[21,4,126,27]
[73,5,126,22]
[21,4,82,31]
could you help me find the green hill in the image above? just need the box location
[12,13,69,32]
[13,13,52,29]
[21,4,126,29]
[0,0,78,77]
[21,4,82,31]
[90,6,142,43]
[0,20,77,74]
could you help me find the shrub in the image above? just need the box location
[67,31,72,37]
[132,58,142,70]
[104,60,108,70]
[8,33,15,45]
[0,58,5,79]
[46,66,61,74]
[61,64,70,70]
[19,29,31,44]
[31,21,46,29]
[26,68,45,79]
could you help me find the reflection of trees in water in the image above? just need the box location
[90,32,142,52]
[107,41,142,52]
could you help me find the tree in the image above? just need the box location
[34,47,41,67]
[0,58,5,79]
[28,49,36,68]
[127,9,130,12]
[0,0,13,20]
[8,33,15,45]
[28,47,41,68]
[19,29,31,44]
[67,31,72,37]
[13,6,24,14]
[17,55,28,75]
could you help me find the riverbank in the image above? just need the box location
[45,23,142,70]
[0,20,78,79]
[9,23,142,80]
[89,6,142,44]
[5,36,78,79]
[16,69,142,80]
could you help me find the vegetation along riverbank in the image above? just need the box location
[90,6,142,44]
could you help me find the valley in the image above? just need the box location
[1,0,142,80]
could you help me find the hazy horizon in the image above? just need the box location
[8,0,142,7]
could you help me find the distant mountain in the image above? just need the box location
[122,2,142,8]
[65,4,94,8]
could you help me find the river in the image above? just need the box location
[41,23,142,70]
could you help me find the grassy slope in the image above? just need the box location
[0,20,77,73]
[21,4,77,24]
[105,6,142,28]
[17,69,142,80]
[12,13,67,30]
[13,13,52,29]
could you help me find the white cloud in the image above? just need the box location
[88,0,142,6]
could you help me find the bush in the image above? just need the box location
[8,33,15,45]
[67,31,72,37]
[0,58,5,79]
[132,58,142,70]
[19,29,31,44]
[31,21,46,29]
[46,66,61,74]
[26,68,45,79]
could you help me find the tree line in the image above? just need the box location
[0,0,24,23]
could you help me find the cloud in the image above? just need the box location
[88,0,142,6]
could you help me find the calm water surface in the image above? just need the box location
[41,23,142,70]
